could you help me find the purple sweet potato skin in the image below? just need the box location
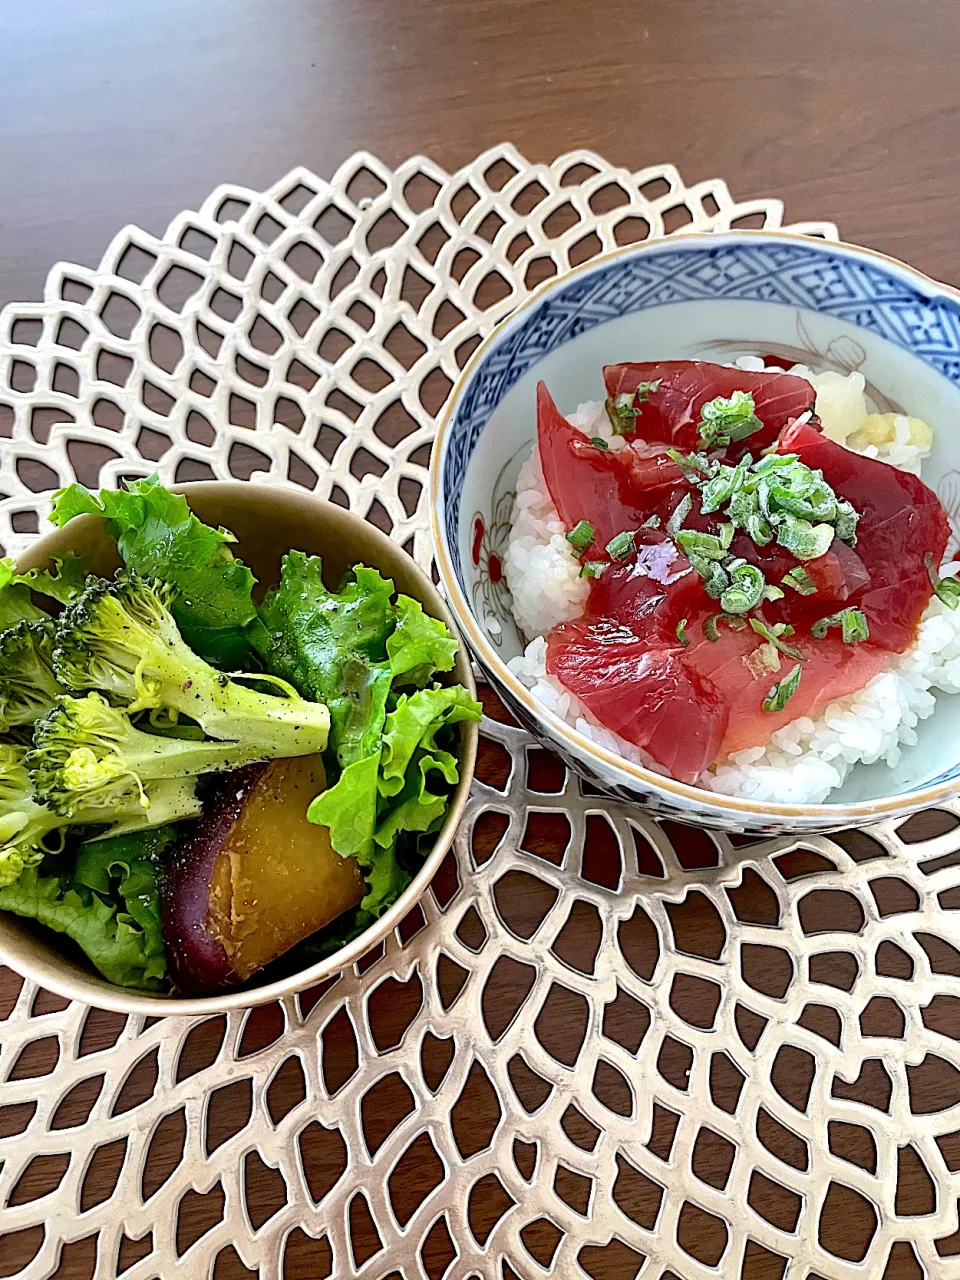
[161,763,268,996]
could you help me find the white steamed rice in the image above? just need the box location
[503,360,957,804]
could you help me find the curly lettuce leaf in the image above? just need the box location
[257,554,463,771]
[378,686,481,798]
[48,484,102,523]
[307,749,410,917]
[333,659,394,769]
[361,836,413,915]
[258,553,395,699]
[262,549,478,920]
[306,745,418,917]
[387,595,458,684]
[73,826,175,979]
[307,752,380,862]
[373,753,454,848]
[0,559,49,628]
[258,553,397,768]
[364,744,469,915]
[0,854,168,990]
[0,553,91,637]
[49,476,266,666]
[75,823,179,888]
[12,553,89,608]
[308,686,480,917]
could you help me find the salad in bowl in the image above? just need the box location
[0,478,479,1010]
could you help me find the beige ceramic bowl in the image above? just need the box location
[0,482,477,1015]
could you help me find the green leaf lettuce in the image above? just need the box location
[261,551,479,920]
[0,823,176,990]
[49,476,267,666]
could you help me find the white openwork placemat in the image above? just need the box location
[2,145,960,1280]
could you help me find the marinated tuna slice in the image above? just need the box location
[536,382,684,552]
[778,419,949,651]
[546,621,726,783]
[586,537,694,624]
[677,616,892,756]
[603,360,815,455]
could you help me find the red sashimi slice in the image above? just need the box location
[546,621,727,784]
[804,540,872,601]
[603,360,816,454]
[779,420,949,651]
[586,533,700,633]
[679,617,893,755]
[536,382,685,551]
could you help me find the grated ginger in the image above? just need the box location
[846,412,933,452]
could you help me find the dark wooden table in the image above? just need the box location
[2,1,960,1276]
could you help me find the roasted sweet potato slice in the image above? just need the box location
[162,754,364,995]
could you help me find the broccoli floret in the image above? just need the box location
[53,571,330,756]
[0,621,63,732]
[89,776,202,835]
[0,743,64,887]
[0,739,200,889]
[0,743,192,888]
[29,693,278,819]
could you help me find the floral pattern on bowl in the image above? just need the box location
[469,463,514,648]
[695,310,905,413]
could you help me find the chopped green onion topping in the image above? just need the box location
[604,393,638,435]
[579,560,606,579]
[834,500,859,545]
[565,520,595,552]
[745,512,774,546]
[753,451,798,473]
[589,436,609,450]
[720,562,765,615]
[666,448,711,479]
[763,663,802,712]
[642,514,662,529]
[701,560,730,599]
[698,390,764,449]
[676,618,689,646]
[775,516,835,561]
[810,607,869,643]
[681,450,860,554]
[606,530,636,561]
[745,642,782,679]
[749,617,805,660]
[676,529,728,562]
[925,554,960,610]
[704,612,747,642]
[663,444,863,615]
[666,492,692,539]
[701,456,751,514]
[782,566,817,596]
[604,382,660,436]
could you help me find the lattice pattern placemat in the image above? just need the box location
[2,145,960,1280]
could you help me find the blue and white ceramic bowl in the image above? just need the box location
[430,231,960,833]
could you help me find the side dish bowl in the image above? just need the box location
[430,230,960,834]
[0,482,477,1015]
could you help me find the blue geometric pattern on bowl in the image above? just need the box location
[444,239,960,578]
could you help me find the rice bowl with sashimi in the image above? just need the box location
[503,358,960,805]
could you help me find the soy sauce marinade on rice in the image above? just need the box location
[505,358,960,803]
